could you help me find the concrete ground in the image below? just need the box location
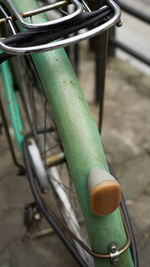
[117,0,150,75]
[102,59,150,267]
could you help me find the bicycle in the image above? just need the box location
[0,0,138,266]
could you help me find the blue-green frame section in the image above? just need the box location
[1,60,24,153]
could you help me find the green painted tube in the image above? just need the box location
[11,0,134,266]
[32,49,134,267]
[1,61,24,153]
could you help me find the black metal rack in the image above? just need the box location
[109,2,150,67]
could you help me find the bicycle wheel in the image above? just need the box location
[7,53,94,266]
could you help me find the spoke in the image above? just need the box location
[49,173,76,194]
[41,143,62,157]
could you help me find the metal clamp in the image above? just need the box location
[108,243,120,265]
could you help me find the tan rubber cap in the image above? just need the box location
[90,180,121,216]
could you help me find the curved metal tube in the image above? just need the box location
[2,0,83,29]
[0,0,121,56]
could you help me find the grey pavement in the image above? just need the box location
[117,0,150,75]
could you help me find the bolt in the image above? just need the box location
[112,257,120,265]
[110,244,117,253]
[116,20,122,27]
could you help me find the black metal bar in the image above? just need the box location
[120,2,150,25]
[63,4,70,58]
[65,45,70,58]
[95,32,108,133]
[73,41,79,76]
[108,27,116,58]
[110,38,150,67]
[0,97,25,174]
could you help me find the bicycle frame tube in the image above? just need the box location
[32,53,134,267]
[9,0,134,266]
[1,60,24,153]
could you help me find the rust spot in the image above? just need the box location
[63,80,76,86]
[79,96,84,102]
[70,80,76,86]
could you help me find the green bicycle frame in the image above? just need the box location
[1,0,134,266]
[1,60,24,153]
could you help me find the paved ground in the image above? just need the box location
[102,59,150,267]
[117,0,150,75]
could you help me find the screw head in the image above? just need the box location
[116,20,122,27]
[110,244,117,253]
[112,257,119,265]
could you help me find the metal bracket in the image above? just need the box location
[108,243,120,265]
[43,197,131,260]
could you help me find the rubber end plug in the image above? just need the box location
[90,180,121,216]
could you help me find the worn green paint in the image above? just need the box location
[10,0,134,266]
[32,49,134,267]
[1,60,24,153]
